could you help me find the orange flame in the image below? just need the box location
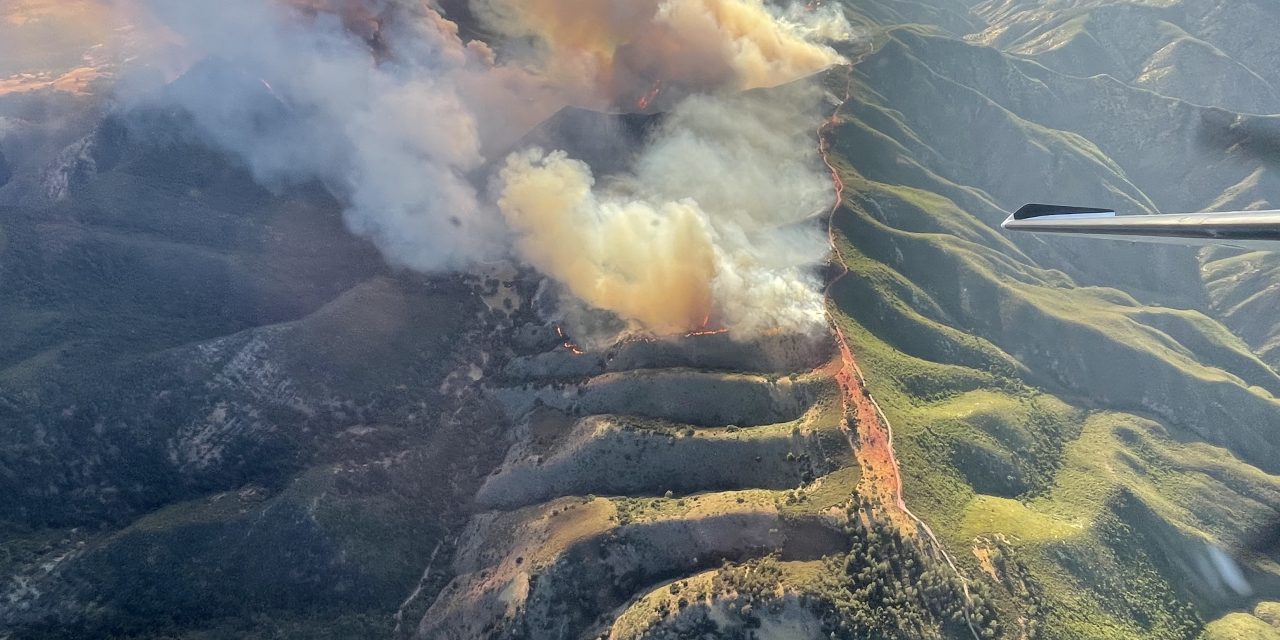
[685,328,729,338]
[684,312,728,338]
[636,80,663,111]
[554,321,727,353]
[555,325,586,355]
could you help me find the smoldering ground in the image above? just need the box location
[116,0,852,339]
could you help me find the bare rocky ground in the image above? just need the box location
[414,326,856,639]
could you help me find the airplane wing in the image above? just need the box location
[1001,204,1280,248]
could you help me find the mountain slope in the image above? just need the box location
[823,0,1280,637]
[6,1,1280,638]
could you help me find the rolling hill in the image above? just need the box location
[4,1,1280,639]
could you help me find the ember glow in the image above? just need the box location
[555,325,586,356]
[636,80,663,111]
[685,328,731,338]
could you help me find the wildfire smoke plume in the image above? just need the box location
[470,0,850,110]
[497,84,832,338]
[111,0,851,339]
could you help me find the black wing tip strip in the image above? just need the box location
[1013,203,1116,220]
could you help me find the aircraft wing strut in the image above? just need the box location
[1002,204,1280,247]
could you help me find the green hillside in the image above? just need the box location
[826,0,1280,637]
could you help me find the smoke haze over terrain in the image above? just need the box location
[470,0,849,107]
[13,1,1280,637]
[116,0,848,338]
[497,87,832,336]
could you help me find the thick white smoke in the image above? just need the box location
[120,0,850,339]
[496,87,832,337]
[137,0,506,270]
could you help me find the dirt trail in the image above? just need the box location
[818,60,981,640]
[818,66,907,524]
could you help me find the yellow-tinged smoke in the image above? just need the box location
[472,0,849,108]
[499,149,718,335]
[496,86,833,338]
[111,0,851,339]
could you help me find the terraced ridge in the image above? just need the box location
[415,332,863,639]
[412,33,998,640]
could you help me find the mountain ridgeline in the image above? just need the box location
[3,1,1280,639]
[828,0,1280,638]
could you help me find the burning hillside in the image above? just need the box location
[109,0,852,340]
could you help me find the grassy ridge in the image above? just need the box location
[825,3,1280,636]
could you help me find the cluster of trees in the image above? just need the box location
[1014,395,1079,498]
[980,538,1047,638]
[809,511,1003,639]
[711,555,787,605]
